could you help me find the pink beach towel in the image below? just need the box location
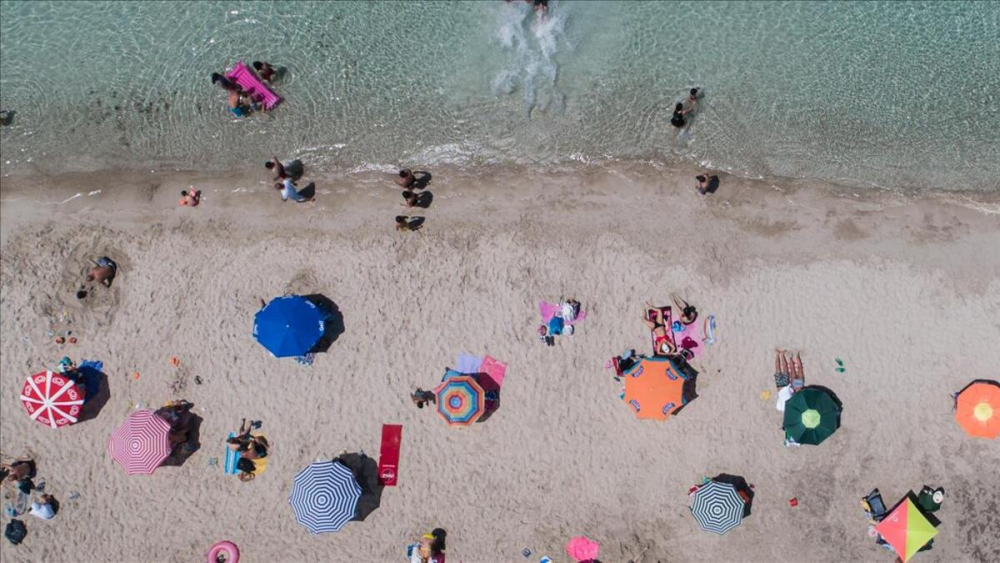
[539,301,587,324]
[226,61,281,110]
[480,355,507,389]
[673,318,707,359]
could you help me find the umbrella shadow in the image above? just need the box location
[669,355,699,417]
[76,364,111,423]
[304,294,345,352]
[335,452,384,522]
[160,412,203,467]
[474,373,501,423]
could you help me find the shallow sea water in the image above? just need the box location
[1,1,998,191]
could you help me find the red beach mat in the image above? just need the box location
[378,424,403,486]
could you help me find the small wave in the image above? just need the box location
[492,1,567,116]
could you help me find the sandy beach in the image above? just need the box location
[1,164,999,563]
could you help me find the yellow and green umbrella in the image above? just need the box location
[782,386,841,445]
[874,494,939,562]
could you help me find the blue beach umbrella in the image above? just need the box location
[253,296,325,357]
[289,461,361,534]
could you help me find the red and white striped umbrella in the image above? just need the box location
[107,409,172,475]
[20,371,85,429]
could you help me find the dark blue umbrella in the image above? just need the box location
[253,296,325,357]
[289,461,361,534]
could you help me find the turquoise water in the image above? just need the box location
[1,1,998,191]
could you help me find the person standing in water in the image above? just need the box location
[671,102,695,128]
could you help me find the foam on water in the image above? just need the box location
[1,1,998,192]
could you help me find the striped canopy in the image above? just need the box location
[434,375,485,426]
[689,480,751,534]
[289,461,361,534]
[20,370,85,428]
[107,409,172,475]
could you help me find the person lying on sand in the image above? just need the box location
[643,302,677,355]
[228,419,268,459]
[86,256,118,287]
[1,459,34,484]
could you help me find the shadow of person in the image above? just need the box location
[297,182,316,201]
[334,452,384,522]
[412,170,432,190]
[285,159,305,181]
[407,217,425,231]
[76,364,111,423]
[303,294,345,351]
[413,191,433,209]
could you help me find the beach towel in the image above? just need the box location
[480,356,508,390]
[456,354,483,375]
[671,318,708,359]
[225,61,281,110]
[539,301,587,324]
[377,424,403,487]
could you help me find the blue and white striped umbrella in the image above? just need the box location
[289,461,361,534]
[689,480,748,534]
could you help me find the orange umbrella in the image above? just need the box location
[955,380,1000,439]
[622,357,692,420]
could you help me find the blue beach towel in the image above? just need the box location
[224,433,239,475]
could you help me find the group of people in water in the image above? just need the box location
[211,60,278,118]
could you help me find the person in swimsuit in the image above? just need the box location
[87,256,118,287]
[211,73,238,91]
[671,294,698,325]
[696,173,720,195]
[411,388,436,409]
[533,0,549,14]
[252,61,276,82]
[670,102,694,128]
[265,157,287,181]
[228,90,255,117]
[395,169,416,189]
[179,190,201,207]
[643,302,677,355]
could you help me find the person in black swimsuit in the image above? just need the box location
[671,102,694,128]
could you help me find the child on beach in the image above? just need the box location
[396,216,423,232]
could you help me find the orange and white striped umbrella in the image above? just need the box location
[20,371,85,428]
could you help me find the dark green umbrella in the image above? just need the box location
[783,386,841,445]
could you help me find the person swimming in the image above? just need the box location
[252,61,276,82]
[211,73,238,91]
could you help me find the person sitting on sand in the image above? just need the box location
[29,494,57,520]
[671,294,698,325]
[236,457,258,482]
[277,178,311,202]
[411,388,436,409]
[228,419,268,459]
[395,169,416,189]
[643,302,677,355]
[252,61,276,82]
[156,400,195,450]
[265,156,288,181]
[695,173,719,195]
[87,256,118,287]
[396,215,422,232]
[179,189,201,207]
[1,459,34,485]
[671,101,694,128]
[401,191,418,207]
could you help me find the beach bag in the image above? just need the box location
[4,519,26,545]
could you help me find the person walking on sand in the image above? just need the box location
[265,156,288,181]
[276,178,312,202]
[87,256,118,287]
[395,169,416,189]
[411,388,435,409]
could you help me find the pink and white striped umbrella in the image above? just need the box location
[107,409,172,475]
[20,371,85,428]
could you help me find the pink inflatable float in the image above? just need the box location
[207,540,240,563]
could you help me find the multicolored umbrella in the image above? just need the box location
[20,371,85,428]
[434,375,485,426]
[253,295,325,357]
[289,461,361,534]
[783,386,842,445]
[621,356,694,420]
[955,380,1000,439]
[875,494,939,562]
[689,475,753,535]
[107,409,172,475]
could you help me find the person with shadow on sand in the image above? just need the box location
[696,173,720,195]
[276,178,313,203]
[396,216,424,232]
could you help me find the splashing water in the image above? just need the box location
[492,1,568,117]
